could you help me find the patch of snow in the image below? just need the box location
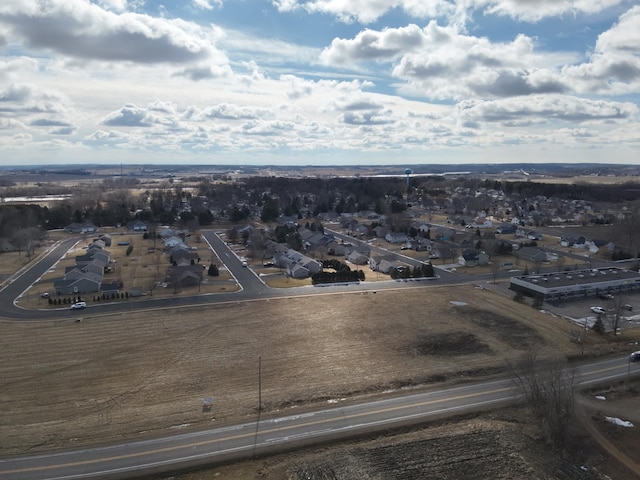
[595,395,606,401]
[450,301,468,306]
[169,423,191,429]
[605,417,634,428]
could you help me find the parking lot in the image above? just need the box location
[543,292,640,331]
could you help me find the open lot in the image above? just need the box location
[1,284,638,464]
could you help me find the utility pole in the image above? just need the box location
[253,356,262,457]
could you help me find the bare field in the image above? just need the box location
[0,284,629,457]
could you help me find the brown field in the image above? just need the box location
[3,228,640,479]
[2,283,639,471]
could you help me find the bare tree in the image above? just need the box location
[608,295,627,335]
[508,351,575,447]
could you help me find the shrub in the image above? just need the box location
[592,317,605,334]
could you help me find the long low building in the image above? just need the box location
[509,267,640,301]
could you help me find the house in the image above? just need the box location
[369,254,398,273]
[0,238,16,252]
[167,264,205,288]
[54,274,101,295]
[164,236,188,250]
[496,223,517,234]
[385,231,408,244]
[471,218,493,229]
[288,263,310,279]
[170,250,200,265]
[457,250,490,267]
[126,220,148,232]
[98,234,112,247]
[272,248,321,278]
[516,247,547,264]
[64,222,98,234]
[346,250,369,265]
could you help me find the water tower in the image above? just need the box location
[404,168,412,186]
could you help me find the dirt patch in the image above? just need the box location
[451,305,545,350]
[411,332,492,356]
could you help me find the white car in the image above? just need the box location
[70,301,86,310]
[590,306,606,315]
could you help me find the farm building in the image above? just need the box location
[509,267,640,301]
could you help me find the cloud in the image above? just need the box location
[323,21,570,100]
[321,24,425,64]
[0,57,39,80]
[172,64,233,81]
[563,6,640,94]
[102,103,154,127]
[474,0,625,22]
[340,109,395,125]
[0,83,72,119]
[457,95,638,125]
[273,0,623,24]
[0,0,224,65]
[198,103,274,120]
[273,0,454,24]
[192,0,223,10]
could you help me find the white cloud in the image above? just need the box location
[0,0,225,65]
[457,95,638,125]
[323,21,571,100]
[321,24,425,64]
[192,0,223,10]
[273,0,454,24]
[273,0,623,24]
[563,6,640,94]
[474,0,625,22]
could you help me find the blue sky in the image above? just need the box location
[0,0,638,166]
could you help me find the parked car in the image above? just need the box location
[623,304,633,311]
[599,293,614,300]
[40,292,49,298]
[70,301,86,310]
[590,306,606,315]
[241,261,248,267]
[630,351,640,362]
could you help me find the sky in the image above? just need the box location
[0,0,639,167]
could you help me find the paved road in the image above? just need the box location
[1,355,637,480]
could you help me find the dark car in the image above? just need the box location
[599,293,614,300]
[631,351,640,363]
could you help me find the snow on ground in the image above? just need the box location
[595,396,606,401]
[605,417,634,428]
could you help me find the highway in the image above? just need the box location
[1,355,637,480]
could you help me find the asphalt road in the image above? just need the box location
[0,355,637,480]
